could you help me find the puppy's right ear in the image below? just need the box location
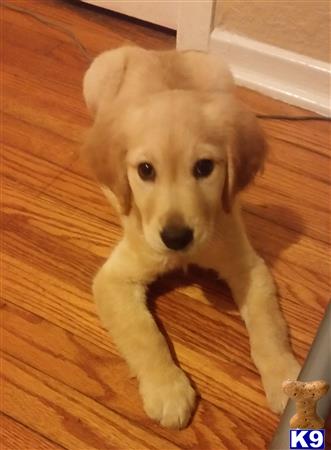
[82,118,131,215]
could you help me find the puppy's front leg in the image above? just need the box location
[200,211,300,413]
[227,256,301,413]
[93,242,196,428]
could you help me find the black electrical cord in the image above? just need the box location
[256,114,330,121]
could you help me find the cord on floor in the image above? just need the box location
[256,114,330,121]
[4,2,92,62]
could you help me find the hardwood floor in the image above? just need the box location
[1,1,330,449]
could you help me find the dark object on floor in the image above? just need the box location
[270,302,331,449]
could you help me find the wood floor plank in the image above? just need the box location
[7,0,176,50]
[2,71,87,147]
[257,162,329,215]
[0,414,64,450]
[237,87,331,158]
[3,30,86,96]
[2,143,70,197]
[2,353,183,450]
[2,113,79,174]
[260,119,330,158]
[1,142,111,225]
[266,136,330,184]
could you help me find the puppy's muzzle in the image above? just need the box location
[160,226,193,251]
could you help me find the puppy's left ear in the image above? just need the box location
[222,103,267,212]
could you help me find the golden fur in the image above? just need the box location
[83,47,300,428]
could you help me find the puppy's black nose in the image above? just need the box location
[160,226,193,251]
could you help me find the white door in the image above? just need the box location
[81,1,179,30]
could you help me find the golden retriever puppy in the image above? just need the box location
[82,46,300,429]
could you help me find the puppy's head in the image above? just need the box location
[84,91,266,254]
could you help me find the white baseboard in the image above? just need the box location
[210,28,331,117]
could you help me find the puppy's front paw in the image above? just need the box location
[140,367,196,429]
[263,356,301,414]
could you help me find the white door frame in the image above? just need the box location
[176,0,215,51]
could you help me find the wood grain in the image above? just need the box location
[0,414,64,450]
[2,302,270,449]
[1,1,330,449]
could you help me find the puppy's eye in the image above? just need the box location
[193,159,214,178]
[138,162,156,181]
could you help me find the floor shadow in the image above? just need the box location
[146,266,235,408]
[146,266,237,369]
[147,270,187,366]
[242,202,305,267]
